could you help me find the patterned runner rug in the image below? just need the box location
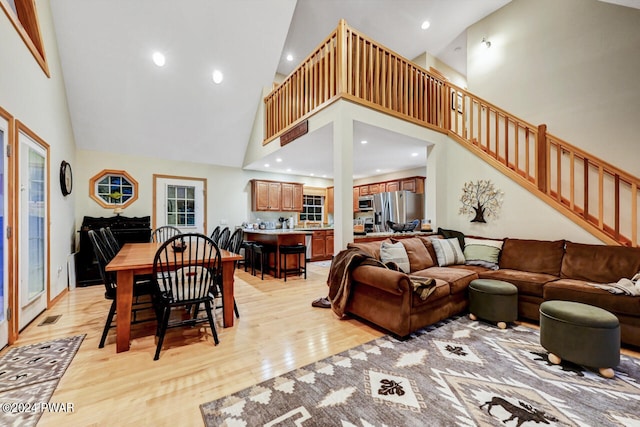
[200,317,640,426]
[0,335,84,427]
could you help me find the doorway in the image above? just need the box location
[153,175,206,234]
[18,128,48,330]
[0,113,9,347]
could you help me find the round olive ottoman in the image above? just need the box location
[469,279,518,329]
[539,300,620,378]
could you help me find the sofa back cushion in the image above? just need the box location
[347,240,384,260]
[499,238,565,276]
[418,236,440,263]
[398,237,435,271]
[560,241,640,283]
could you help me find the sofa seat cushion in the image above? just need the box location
[411,278,451,307]
[413,267,478,294]
[480,269,558,297]
[499,238,565,276]
[544,278,640,317]
[560,242,640,283]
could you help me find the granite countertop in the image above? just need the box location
[243,228,313,235]
[355,230,435,239]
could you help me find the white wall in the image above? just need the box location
[467,0,640,177]
[75,149,332,236]
[0,0,77,299]
[438,140,603,244]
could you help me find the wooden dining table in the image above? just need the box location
[105,242,243,353]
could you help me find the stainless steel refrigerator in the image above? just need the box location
[372,191,424,232]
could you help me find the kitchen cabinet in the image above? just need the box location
[252,179,303,212]
[386,180,400,192]
[368,183,385,194]
[325,230,334,258]
[281,182,303,212]
[326,187,334,214]
[401,177,424,194]
[310,229,334,261]
[359,185,370,196]
[353,187,360,212]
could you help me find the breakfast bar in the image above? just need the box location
[244,229,312,278]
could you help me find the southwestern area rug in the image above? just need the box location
[200,317,640,426]
[0,335,84,427]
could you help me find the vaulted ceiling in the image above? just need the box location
[50,0,514,178]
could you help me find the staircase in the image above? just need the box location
[264,20,639,248]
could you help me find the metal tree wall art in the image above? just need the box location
[459,180,503,223]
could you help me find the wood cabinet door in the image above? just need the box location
[325,232,334,258]
[311,230,326,260]
[254,180,270,211]
[400,178,416,192]
[386,181,400,192]
[353,187,360,212]
[326,187,334,214]
[359,185,370,195]
[292,184,303,211]
[267,182,281,211]
[281,183,294,211]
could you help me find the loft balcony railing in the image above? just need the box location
[264,20,639,247]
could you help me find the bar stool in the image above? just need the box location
[253,244,276,280]
[279,244,307,282]
[240,241,254,273]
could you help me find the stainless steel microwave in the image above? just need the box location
[358,196,374,211]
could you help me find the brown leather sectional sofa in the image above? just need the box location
[345,236,640,348]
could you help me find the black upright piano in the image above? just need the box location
[77,215,152,286]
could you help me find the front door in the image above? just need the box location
[18,130,48,330]
[153,175,206,234]
[0,114,9,347]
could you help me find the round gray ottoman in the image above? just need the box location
[469,279,518,329]
[539,300,620,378]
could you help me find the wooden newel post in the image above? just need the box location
[537,124,548,193]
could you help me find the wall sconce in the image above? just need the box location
[113,207,124,216]
[481,37,492,49]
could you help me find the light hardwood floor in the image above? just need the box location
[5,263,384,426]
[6,264,639,426]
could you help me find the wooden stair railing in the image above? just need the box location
[264,20,638,247]
[447,86,639,247]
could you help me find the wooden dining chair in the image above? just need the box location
[150,225,182,243]
[87,230,155,348]
[99,227,120,259]
[152,233,221,360]
[209,226,221,243]
[217,227,231,250]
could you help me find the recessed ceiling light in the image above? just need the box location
[322,174,327,178]
[152,52,165,67]
[286,54,293,61]
[361,140,368,144]
[421,20,430,30]
[411,152,419,157]
[264,163,270,168]
[376,169,381,173]
[286,168,292,172]
[212,69,224,84]
[310,173,315,177]
[276,158,282,162]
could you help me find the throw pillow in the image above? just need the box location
[463,237,504,270]
[437,227,466,250]
[431,237,465,266]
[380,241,410,273]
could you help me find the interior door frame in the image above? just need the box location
[152,174,207,234]
[16,120,50,332]
[0,106,16,345]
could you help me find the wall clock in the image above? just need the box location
[59,160,73,196]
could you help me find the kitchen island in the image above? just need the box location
[244,229,312,278]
